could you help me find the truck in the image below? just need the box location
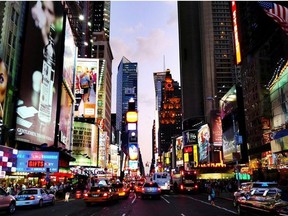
[171,170,199,193]
[152,172,171,193]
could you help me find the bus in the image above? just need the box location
[171,170,199,193]
[152,172,171,193]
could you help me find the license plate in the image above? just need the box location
[92,194,99,197]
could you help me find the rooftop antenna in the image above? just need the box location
[163,55,166,72]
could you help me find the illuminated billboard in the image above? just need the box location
[16,1,64,146]
[197,124,210,163]
[0,146,18,172]
[16,150,59,173]
[58,85,73,148]
[58,17,76,149]
[232,1,241,64]
[74,58,99,119]
[211,110,222,146]
[70,122,97,166]
[129,143,138,160]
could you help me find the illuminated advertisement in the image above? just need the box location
[74,58,99,118]
[0,146,18,172]
[129,160,138,170]
[70,122,97,166]
[176,136,183,161]
[270,63,288,152]
[219,86,237,119]
[184,129,198,146]
[211,110,222,146]
[16,150,59,172]
[58,85,73,147]
[197,124,210,163]
[58,17,76,149]
[63,17,76,90]
[16,1,64,146]
[0,59,8,124]
[129,143,138,160]
[99,130,107,167]
[232,1,241,64]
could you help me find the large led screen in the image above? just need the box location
[74,58,99,119]
[129,143,138,160]
[211,110,222,146]
[16,150,59,172]
[58,85,73,148]
[70,122,97,167]
[16,1,64,146]
[0,145,18,172]
[58,17,76,149]
[197,124,210,163]
[270,65,288,128]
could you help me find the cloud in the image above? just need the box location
[123,22,144,34]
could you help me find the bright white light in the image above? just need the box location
[79,15,84,21]
[84,42,88,46]
[88,22,91,26]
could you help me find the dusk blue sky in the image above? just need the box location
[110,1,180,168]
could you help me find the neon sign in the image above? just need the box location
[232,1,241,64]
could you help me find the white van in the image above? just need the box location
[152,172,171,192]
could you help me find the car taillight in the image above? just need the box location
[29,196,35,200]
[180,184,184,190]
[142,188,144,192]
[84,193,88,197]
[157,188,161,192]
[103,193,108,197]
[195,185,198,189]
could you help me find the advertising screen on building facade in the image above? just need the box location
[16,150,59,172]
[211,110,223,146]
[0,145,18,172]
[129,143,138,160]
[270,63,288,152]
[58,17,76,149]
[70,121,97,166]
[15,1,64,147]
[74,58,99,119]
[197,124,210,163]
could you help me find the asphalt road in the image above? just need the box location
[1,192,238,216]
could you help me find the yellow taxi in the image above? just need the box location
[83,186,119,206]
[111,182,130,199]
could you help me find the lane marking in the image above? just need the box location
[181,214,185,216]
[131,193,137,204]
[186,196,237,215]
[161,196,170,203]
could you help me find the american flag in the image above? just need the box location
[258,1,288,35]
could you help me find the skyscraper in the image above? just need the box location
[154,69,182,171]
[116,57,138,172]
[178,1,237,165]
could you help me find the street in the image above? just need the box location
[2,192,237,216]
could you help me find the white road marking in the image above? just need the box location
[181,214,185,216]
[186,196,237,214]
[161,196,170,203]
[131,193,137,204]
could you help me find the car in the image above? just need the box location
[83,186,119,206]
[14,188,55,207]
[134,182,144,196]
[233,181,278,207]
[111,182,130,199]
[141,182,161,199]
[236,186,288,216]
[233,182,253,207]
[0,187,16,214]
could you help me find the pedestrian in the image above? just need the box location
[64,183,71,202]
[209,184,216,206]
